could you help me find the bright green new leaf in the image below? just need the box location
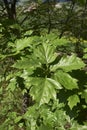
[81,89,87,103]
[30,77,62,106]
[50,54,85,72]
[68,94,80,110]
[34,43,57,64]
[54,70,78,90]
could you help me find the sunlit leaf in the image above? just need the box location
[54,70,78,90]
[34,43,57,64]
[12,56,40,70]
[7,78,17,91]
[81,89,87,103]
[30,77,62,106]
[51,54,85,72]
[14,116,22,123]
[15,37,32,52]
[68,94,80,110]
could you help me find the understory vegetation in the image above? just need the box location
[0,0,87,130]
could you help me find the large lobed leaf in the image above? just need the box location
[50,54,85,72]
[30,77,62,106]
[12,56,40,70]
[53,70,78,90]
[14,36,42,53]
[15,37,32,52]
[34,43,57,64]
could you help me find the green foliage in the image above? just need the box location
[0,35,85,129]
[77,0,87,5]
[0,1,87,129]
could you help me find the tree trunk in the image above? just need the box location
[3,0,16,20]
[11,0,16,20]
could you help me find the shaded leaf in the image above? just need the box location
[77,0,87,4]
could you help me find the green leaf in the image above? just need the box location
[47,78,62,90]
[50,54,85,72]
[83,48,87,59]
[81,89,87,103]
[38,125,52,130]
[18,123,24,128]
[14,116,22,123]
[13,57,40,70]
[24,30,33,36]
[14,36,43,53]
[83,54,87,59]
[15,37,32,52]
[13,57,31,69]
[7,78,17,91]
[30,77,62,105]
[84,48,87,53]
[77,0,86,4]
[34,43,57,64]
[68,95,80,110]
[54,70,78,90]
